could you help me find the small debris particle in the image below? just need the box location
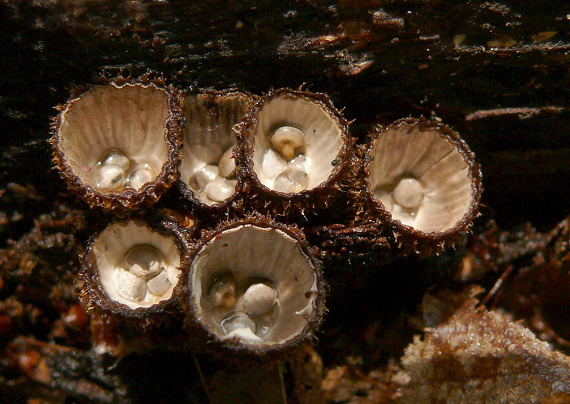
[487,35,518,48]
[454,34,466,45]
[532,31,557,43]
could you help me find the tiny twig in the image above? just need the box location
[192,354,215,404]
[279,364,288,404]
[478,265,514,308]
[532,308,570,347]
[465,106,565,122]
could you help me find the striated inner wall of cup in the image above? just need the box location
[179,94,248,205]
[252,95,343,193]
[58,84,170,193]
[368,124,474,233]
[93,221,181,310]
[190,225,317,346]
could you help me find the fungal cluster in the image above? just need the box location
[49,78,481,357]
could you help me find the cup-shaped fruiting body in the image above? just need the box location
[80,219,184,325]
[50,81,183,213]
[365,118,482,250]
[178,91,253,207]
[187,218,324,356]
[238,89,351,204]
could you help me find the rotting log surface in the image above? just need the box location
[1,1,569,403]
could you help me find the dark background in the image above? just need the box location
[1,0,569,229]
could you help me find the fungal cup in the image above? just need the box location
[188,222,323,352]
[366,118,481,239]
[178,92,252,206]
[81,220,183,315]
[51,82,182,212]
[243,89,349,196]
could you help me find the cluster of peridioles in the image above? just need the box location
[49,76,481,359]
